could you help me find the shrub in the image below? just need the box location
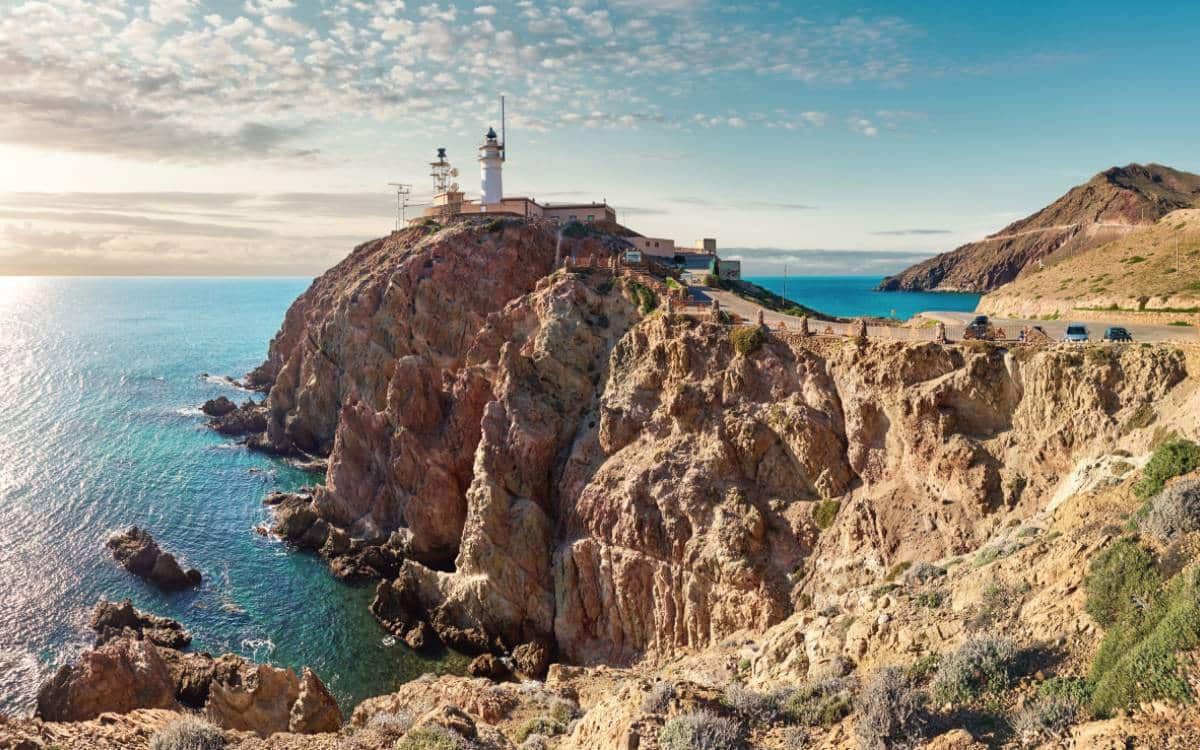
[1134,439,1200,500]
[730,325,767,356]
[855,667,927,750]
[781,677,854,727]
[562,220,589,239]
[519,735,552,750]
[1089,568,1200,717]
[513,717,566,743]
[812,499,840,530]
[548,696,581,724]
[396,726,466,750]
[640,681,675,713]
[1083,537,1161,628]
[1037,676,1091,704]
[930,637,1019,704]
[907,653,940,682]
[916,590,944,608]
[658,711,744,750]
[722,684,780,725]
[970,583,1020,630]
[149,717,224,750]
[1140,478,1200,541]
[627,281,658,314]
[1011,696,1080,744]
[366,710,414,739]
[884,561,912,582]
[703,273,721,287]
[903,562,946,585]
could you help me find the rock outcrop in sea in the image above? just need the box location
[106,527,202,591]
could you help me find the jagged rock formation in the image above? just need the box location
[90,598,191,649]
[34,629,341,737]
[238,216,1188,674]
[879,163,1200,292]
[106,527,202,591]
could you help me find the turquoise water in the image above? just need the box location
[0,277,462,717]
[744,275,981,320]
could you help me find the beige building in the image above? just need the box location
[629,236,677,257]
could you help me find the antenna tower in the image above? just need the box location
[387,182,411,231]
[500,94,507,162]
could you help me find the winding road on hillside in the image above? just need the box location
[690,286,1197,343]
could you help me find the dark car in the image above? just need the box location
[965,315,993,339]
[1104,326,1133,342]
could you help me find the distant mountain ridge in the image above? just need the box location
[878,163,1200,292]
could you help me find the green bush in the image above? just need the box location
[1082,537,1161,628]
[396,726,464,750]
[1089,568,1200,717]
[562,220,590,239]
[812,499,840,530]
[1134,439,1200,500]
[513,717,566,743]
[781,678,853,727]
[549,696,581,724]
[658,711,744,750]
[1037,676,1092,704]
[930,637,1019,704]
[150,717,224,750]
[703,273,721,287]
[626,281,658,314]
[730,325,767,356]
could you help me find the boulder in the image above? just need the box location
[403,621,438,652]
[89,599,191,650]
[466,654,511,682]
[203,655,300,736]
[512,639,554,679]
[35,637,178,721]
[200,396,237,417]
[106,527,201,591]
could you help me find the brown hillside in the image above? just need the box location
[878,163,1200,292]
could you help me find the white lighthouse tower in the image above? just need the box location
[479,126,504,206]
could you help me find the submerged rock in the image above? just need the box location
[106,527,201,591]
[90,598,191,650]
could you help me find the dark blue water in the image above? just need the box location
[0,277,463,716]
[744,276,981,320]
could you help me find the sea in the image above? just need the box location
[744,275,981,320]
[0,275,976,717]
[0,277,466,718]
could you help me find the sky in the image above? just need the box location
[1,0,1198,276]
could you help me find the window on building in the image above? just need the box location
[586,215,595,222]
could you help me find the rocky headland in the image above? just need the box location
[11,215,1200,749]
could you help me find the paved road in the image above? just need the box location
[920,311,1197,344]
[688,287,1197,344]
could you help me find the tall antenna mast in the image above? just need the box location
[387,182,411,231]
[500,94,506,162]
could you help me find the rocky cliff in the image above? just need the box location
[242,217,1186,672]
[878,163,1200,293]
[10,216,1200,749]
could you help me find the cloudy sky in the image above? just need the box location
[1,0,1198,276]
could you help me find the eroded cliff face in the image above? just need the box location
[247,218,1187,670]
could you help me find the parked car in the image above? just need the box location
[965,314,994,340]
[1104,326,1133,342]
[1064,324,1090,342]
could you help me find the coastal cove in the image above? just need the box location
[0,277,467,716]
[743,275,981,320]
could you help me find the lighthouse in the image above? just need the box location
[479,126,504,205]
